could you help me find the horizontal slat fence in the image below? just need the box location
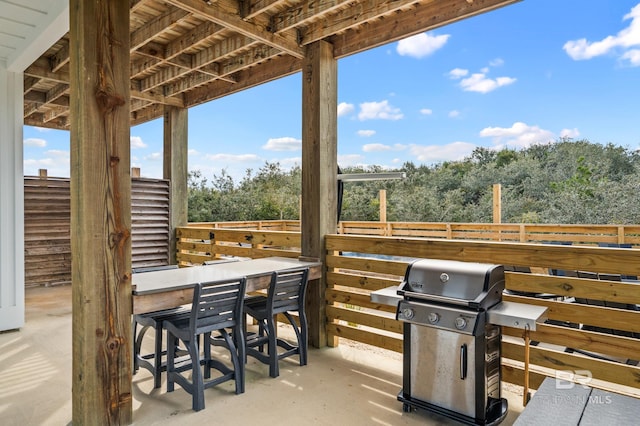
[131,178,171,269]
[176,226,302,265]
[24,175,170,286]
[324,235,640,397]
[24,177,71,286]
[192,220,640,246]
[178,222,640,396]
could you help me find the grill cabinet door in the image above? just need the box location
[408,324,478,418]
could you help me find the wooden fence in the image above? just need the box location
[187,220,640,247]
[177,222,640,397]
[24,175,170,286]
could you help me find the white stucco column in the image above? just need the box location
[0,64,25,331]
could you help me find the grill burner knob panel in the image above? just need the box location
[396,300,480,335]
[402,308,415,320]
[455,317,468,330]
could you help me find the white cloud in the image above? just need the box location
[448,110,461,118]
[23,150,70,177]
[362,143,406,152]
[397,32,450,59]
[276,156,302,168]
[409,141,476,163]
[357,130,376,137]
[188,149,198,155]
[358,100,403,121]
[130,136,147,149]
[24,138,46,147]
[560,128,580,138]
[622,48,640,65]
[205,153,261,162]
[448,68,469,79]
[449,61,516,93]
[262,136,301,151]
[338,102,355,117]
[420,108,433,115]
[338,154,365,166]
[479,122,555,149]
[145,152,163,161]
[458,73,516,93]
[564,4,640,65]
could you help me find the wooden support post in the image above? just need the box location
[301,40,337,348]
[493,183,502,224]
[163,106,188,264]
[131,167,140,177]
[38,169,48,178]
[379,189,387,222]
[70,1,132,424]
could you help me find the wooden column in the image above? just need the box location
[301,40,337,348]
[163,106,188,264]
[69,1,132,424]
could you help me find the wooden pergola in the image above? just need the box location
[0,0,520,423]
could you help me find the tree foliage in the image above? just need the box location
[187,140,640,224]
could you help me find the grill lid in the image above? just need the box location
[398,259,504,310]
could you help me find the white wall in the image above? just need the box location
[0,65,25,331]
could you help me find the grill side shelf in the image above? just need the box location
[486,301,548,331]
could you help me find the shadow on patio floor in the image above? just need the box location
[0,285,525,425]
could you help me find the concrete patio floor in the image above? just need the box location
[1,285,526,425]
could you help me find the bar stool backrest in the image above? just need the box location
[268,268,309,316]
[192,278,247,335]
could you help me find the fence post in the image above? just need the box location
[379,189,387,222]
[493,184,502,224]
[493,184,502,241]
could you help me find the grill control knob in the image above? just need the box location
[402,308,415,320]
[428,312,440,324]
[454,317,468,330]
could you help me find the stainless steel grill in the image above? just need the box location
[396,259,508,425]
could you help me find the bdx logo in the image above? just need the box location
[555,370,592,389]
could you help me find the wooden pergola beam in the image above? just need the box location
[70,1,132,424]
[330,0,520,57]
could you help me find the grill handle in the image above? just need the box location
[460,344,467,380]
[399,291,472,307]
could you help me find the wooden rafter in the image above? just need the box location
[166,0,305,58]
[22,0,520,130]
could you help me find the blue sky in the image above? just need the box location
[23,0,640,182]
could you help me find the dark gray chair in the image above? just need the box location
[132,264,186,389]
[164,277,247,412]
[244,268,309,378]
